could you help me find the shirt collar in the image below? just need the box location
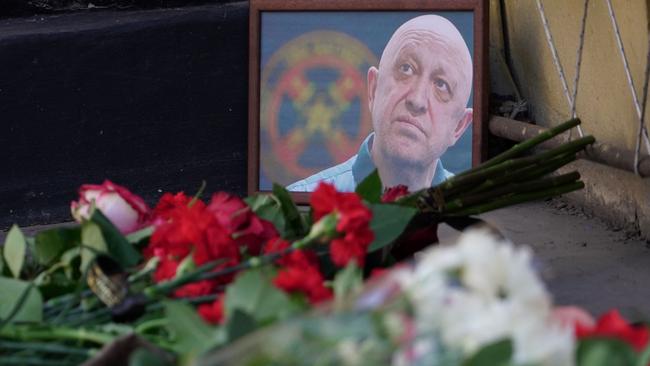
[352,133,449,187]
[351,134,375,185]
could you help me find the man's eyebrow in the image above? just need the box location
[394,45,419,61]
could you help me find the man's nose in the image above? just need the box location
[405,78,428,116]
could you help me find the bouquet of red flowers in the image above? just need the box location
[2,118,646,365]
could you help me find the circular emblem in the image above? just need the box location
[260,31,378,186]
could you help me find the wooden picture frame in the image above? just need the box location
[248,0,488,202]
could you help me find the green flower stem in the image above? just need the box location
[137,334,176,351]
[54,212,339,327]
[43,294,84,314]
[60,309,112,328]
[443,172,581,213]
[145,293,219,314]
[48,305,86,323]
[188,180,207,207]
[196,253,284,282]
[0,356,81,366]
[460,152,577,198]
[438,136,594,198]
[447,181,584,216]
[0,340,95,357]
[0,324,115,345]
[462,117,581,174]
[45,259,155,317]
[44,290,92,309]
[197,214,338,282]
[293,213,338,249]
[130,214,339,311]
[186,293,220,304]
[134,318,168,334]
[144,258,227,297]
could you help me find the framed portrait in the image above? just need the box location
[248,0,488,202]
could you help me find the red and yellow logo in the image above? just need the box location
[260,31,378,185]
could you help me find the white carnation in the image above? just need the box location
[398,228,575,365]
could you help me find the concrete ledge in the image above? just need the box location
[558,159,650,240]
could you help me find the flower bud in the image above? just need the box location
[71,180,150,234]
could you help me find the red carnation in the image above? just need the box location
[173,279,215,298]
[311,183,374,267]
[263,238,317,269]
[263,237,332,303]
[146,193,244,294]
[153,257,179,283]
[577,309,650,352]
[381,185,410,203]
[153,192,192,222]
[207,192,278,255]
[146,200,211,260]
[198,296,225,325]
[274,266,332,304]
[330,229,373,267]
[152,257,217,299]
[311,182,338,221]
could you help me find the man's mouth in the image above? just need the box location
[394,116,426,135]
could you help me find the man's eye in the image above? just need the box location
[399,63,414,75]
[434,78,450,93]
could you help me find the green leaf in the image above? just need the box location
[174,253,196,279]
[333,262,363,307]
[60,247,82,280]
[0,277,43,323]
[225,269,302,324]
[125,226,154,245]
[272,184,308,238]
[576,339,637,366]
[225,309,258,342]
[81,222,108,273]
[90,210,141,267]
[463,339,512,366]
[245,194,286,234]
[164,300,216,354]
[3,225,26,278]
[34,227,81,266]
[368,204,417,252]
[245,194,273,211]
[37,271,77,300]
[637,342,650,366]
[355,169,382,203]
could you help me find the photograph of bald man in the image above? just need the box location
[287,14,473,192]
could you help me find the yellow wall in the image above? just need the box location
[496,0,649,150]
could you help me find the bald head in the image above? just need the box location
[379,15,473,107]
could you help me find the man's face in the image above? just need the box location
[368,21,473,169]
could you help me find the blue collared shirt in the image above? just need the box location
[286,134,454,192]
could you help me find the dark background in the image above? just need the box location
[0,1,249,229]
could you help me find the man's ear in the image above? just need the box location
[367,66,378,112]
[451,108,473,144]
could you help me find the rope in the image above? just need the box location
[605,0,650,174]
[535,0,585,137]
[570,0,589,121]
[638,36,650,174]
